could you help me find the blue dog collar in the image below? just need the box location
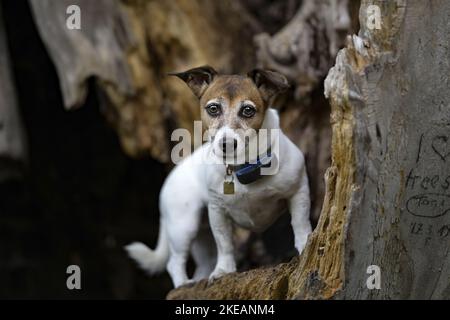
[234,150,272,185]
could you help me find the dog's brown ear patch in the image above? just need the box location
[169,65,217,98]
[247,69,289,103]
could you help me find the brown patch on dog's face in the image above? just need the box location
[169,66,289,132]
[200,75,266,132]
[170,66,289,162]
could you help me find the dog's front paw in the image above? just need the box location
[208,266,235,284]
[208,268,227,284]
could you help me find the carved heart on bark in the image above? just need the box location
[431,135,450,161]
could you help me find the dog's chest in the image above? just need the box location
[209,177,289,231]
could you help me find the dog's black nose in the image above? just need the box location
[221,138,238,153]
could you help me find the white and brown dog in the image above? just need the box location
[125,66,311,288]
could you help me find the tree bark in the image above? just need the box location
[168,0,450,299]
[0,4,27,181]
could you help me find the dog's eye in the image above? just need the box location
[240,105,256,118]
[205,103,222,117]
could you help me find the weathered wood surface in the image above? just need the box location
[169,0,450,299]
[0,5,27,181]
[332,0,450,299]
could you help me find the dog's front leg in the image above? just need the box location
[208,203,236,282]
[289,168,312,255]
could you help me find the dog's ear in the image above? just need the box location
[247,69,289,103]
[169,65,217,98]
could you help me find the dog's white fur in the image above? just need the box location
[126,108,311,287]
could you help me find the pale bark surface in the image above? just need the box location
[333,0,450,299]
[0,5,27,181]
[169,0,450,299]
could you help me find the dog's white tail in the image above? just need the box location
[125,219,169,275]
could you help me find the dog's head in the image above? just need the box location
[170,66,289,163]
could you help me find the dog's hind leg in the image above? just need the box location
[166,205,202,287]
[191,226,216,281]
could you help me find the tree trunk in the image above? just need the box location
[168,0,450,299]
[0,4,27,181]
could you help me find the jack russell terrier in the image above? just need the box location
[125,66,312,288]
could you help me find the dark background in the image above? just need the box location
[0,0,170,299]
